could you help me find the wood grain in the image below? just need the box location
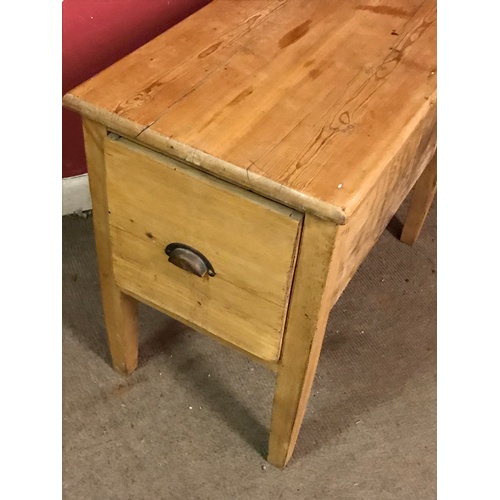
[105,136,303,362]
[268,214,338,468]
[122,286,279,373]
[66,1,438,467]
[324,103,436,308]
[82,119,139,374]
[268,103,435,467]
[63,0,437,222]
[401,152,437,245]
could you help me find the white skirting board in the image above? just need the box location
[62,174,92,215]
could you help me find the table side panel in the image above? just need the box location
[325,104,437,308]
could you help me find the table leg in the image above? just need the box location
[82,118,139,375]
[268,215,338,468]
[400,152,437,246]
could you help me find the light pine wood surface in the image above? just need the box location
[268,106,435,467]
[105,136,302,362]
[66,0,437,468]
[82,120,139,374]
[401,153,437,245]
[325,108,436,308]
[268,215,338,468]
[64,0,437,222]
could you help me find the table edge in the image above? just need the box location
[63,93,347,225]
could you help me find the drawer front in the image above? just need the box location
[104,136,303,361]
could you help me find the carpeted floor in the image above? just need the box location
[62,196,436,500]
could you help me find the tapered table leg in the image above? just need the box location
[82,119,138,374]
[268,215,338,468]
[401,153,437,246]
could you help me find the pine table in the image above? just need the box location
[63,0,437,468]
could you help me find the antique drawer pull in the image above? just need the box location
[165,243,216,278]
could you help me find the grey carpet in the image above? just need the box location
[62,195,436,499]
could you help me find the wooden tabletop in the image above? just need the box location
[64,0,436,224]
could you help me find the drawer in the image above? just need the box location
[104,136,303,361]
